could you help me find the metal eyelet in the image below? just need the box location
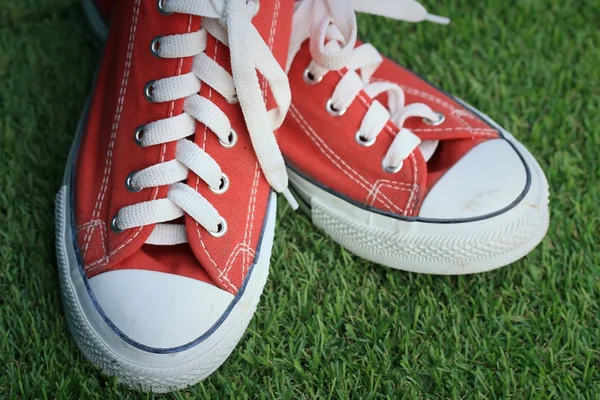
[381,158,403,174]
[247,0,260,16]
[210,173,229,195]
[209,218,228,238]
[157,0,172,15]
[326,98,347,117]
[125,171,143,192]
[144,80,156,102]
[423,112,446,126]
[303,68,323,85]
[150,36,162,57]
[355,131,376,147]
[110,214,124,233]
[220,129,238,148]
[134,125,145,146]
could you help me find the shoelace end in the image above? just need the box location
[426,14,450,25]
[282,188,299,210]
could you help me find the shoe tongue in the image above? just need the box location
[418,140,439,162]
[183,0,295,293]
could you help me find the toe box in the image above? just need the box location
[419,138,528,220]
[89,269,234,350]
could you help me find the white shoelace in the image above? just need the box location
[287,0,449,172]
[113,0,297,245]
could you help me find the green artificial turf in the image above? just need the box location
[1,0,599,398]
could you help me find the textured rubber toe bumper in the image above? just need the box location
[288,132,549,274]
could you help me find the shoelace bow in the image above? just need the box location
[287,0,450,172]
[113,0,297,245]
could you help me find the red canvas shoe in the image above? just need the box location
[83,0,550,275]
[56,0,295,392]
[279,0,550,274]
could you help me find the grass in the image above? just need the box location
[1,0,599,398]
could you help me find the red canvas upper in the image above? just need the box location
[76,0,294,295]
[279,39,500,217]
[87,0,500,217]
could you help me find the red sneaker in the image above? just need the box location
[57,0,294,392]
[281,0,549,274]
[82,0,550,275]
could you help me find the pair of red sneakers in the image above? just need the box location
[56,0,549,392]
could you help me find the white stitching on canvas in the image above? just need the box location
[77,220,107,261]
[261,0,280,100]
[82,0,141,258]
[82,223,108,273]
[223,3,279,287]
[352,78,421,215]
[289,107,372,192]
[411,127,497,133]
[193,35,237,293]
[401,90,497,138]
[406,153,418,216]
[397,84,459,111]
[366,181,412,210]
[84,10,195,272]
[268,0,280,50]
[291,70,416,215]
[290,107,404,214]
[240,0,281,277]
[221,243,256,280]
[365,179,413,206]
[373,79,496,128]
[290,105,408,215]
[77,219,105,233]
[239,164,260,277]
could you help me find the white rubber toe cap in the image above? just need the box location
[419,139,527,220]
[89,269,234,350]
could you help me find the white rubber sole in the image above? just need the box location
[55,117,276,392]
[288,131,550,275]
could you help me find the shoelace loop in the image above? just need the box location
[288,0,449,172]
[112,0,296,245]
